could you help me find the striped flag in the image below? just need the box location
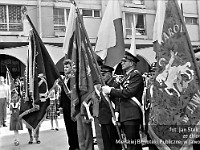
[153,0,166,44]
[62,4,76,57]
[95,0,125,67]
[129,23,137,56]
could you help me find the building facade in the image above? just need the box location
[0,0,200,78]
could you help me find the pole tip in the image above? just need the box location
[70,0,76,6]
[21,6,27,15]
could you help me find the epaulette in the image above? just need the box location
[133,70,141,75]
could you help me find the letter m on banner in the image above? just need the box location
[148,0,200,149]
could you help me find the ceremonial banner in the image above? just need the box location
[148,0,200,150]
[64,4,101,119]
[65,3,127,149]
[5,67,14,102]
[19,15,60,130]
[5,67,15,91]
[95,0,125,67]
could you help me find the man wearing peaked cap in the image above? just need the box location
[102,50,144,150]
[99,65,121,150]
[101,65,114,73]
[122,51,140,63]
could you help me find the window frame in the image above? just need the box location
[124,0,144,5]
[124,12,146,39]
[185,17,198,25]
[53,7,70,33]
[81,9,101,18]
[0,5,23,32]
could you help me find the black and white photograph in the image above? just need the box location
[1,0,200,150]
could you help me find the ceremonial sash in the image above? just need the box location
[130,96,142,112]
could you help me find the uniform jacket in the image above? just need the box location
[110,69,144,122]
[99,77,120,124]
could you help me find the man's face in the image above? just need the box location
[0,77,4,84]
[12,93,18,102]
[101,72,112,82]
[121,59,133,71]
[64,64,72,76]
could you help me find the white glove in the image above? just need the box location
[115,112,119,121]
[102,85,112,94]
[112,112,119,125]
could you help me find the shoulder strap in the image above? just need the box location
[133,69,142,76]
[130,97,142,111]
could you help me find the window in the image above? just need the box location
[0,5,23,31]
[125,13,146,37]
[125,0,144,5]
[136,14,145,35]
[94,10,100,17]
[185,17,198,25]
[82,9,92,17]
[53,8,69,32]
[82,9,100,18]
[125,13,133,36]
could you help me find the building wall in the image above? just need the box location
[187,25,200,42]
[84,17,102,39]
[182,0,200,42]
[0,0,200,76]
[182,0,198,14]
[0,0,199,44]
[41,6,54,37]
[144,0,156,10]
[26,5,39,35]
[76,0,101,5]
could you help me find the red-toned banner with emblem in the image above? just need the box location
[148,0,200,149]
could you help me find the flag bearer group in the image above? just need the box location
[102,51,144,150]
[1,50,148,150]
[3,0,200,150]
[58,50,146,150]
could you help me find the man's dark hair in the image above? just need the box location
[63,59,72,66]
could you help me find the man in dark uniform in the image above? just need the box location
[59,59,79,150]
[102,51,144,150]
[99,65,121,150]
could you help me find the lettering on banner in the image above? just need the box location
[161,24,185,44]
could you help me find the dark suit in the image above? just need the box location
[99,77,121,150]
[60,78,79,150]
[110,69,144,150]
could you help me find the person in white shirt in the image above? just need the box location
[0,76,10,127]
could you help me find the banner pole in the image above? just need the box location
[70,1,127,149]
